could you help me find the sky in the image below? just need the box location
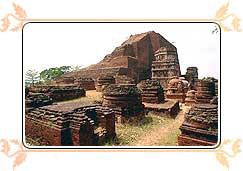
[23,23,220,79]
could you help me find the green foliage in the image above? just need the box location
[25,69,39,85]
[39,66,71,82]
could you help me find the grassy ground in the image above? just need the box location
[104,113,166,146]
[105,110,184,146]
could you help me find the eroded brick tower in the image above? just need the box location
[151,47,181,88]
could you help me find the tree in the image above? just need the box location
[39,66,71,82]
[70,65,83,72]
[25,69,39,85]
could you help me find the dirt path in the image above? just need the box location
[130,105,190,146]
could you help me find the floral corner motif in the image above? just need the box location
[215,139,242,170]
[0,139,27,170]
[0,3,27,32]
[215,1,242,32]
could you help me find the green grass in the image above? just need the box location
[105,113,169,146]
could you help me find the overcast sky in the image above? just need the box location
[23,23,220,79]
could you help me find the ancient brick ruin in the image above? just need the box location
[54,76,96,91]
[61,31,177,84]
[25,87,53,112]
[210,78,218,105]
[115,75,136,84]
[179,77,189,93]
[185,67,198,90]
[48,86,86,102]
[185,90,196,105]
[25,30,219,147]
[96,75,115,92]
[74,77,96,90]
[178,104,218,146]
[195,80,215,103]
[137,79,164,103]
[166,77,186,103]
[25,102,115,146]
[102,84,145,124]
[28,85,86,102]
[143,100,180,118]
[55,76,75,85]
[151,47,181,88]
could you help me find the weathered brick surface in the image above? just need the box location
[137,79,164,103]
[49,87,85,102]
[178,104,218,146]
[61,31,176,83]
[74,78,95,90]
[25,103,115,146]
[102,84,145,125]
[152,47,181,88]
[166,77,186,103]
[27,85,86,102]
[25,87,53,112]
[55,77,75,85]
[25,118,72,146]
[178,134,216,146]
[185,90,196,105]
[195,80,215,103]
[185,67,198,90]
[143,100,180,118]
[96,75,115,92]
[25,92,53,109]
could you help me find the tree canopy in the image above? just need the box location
[40,66,71,82]
[25,69,40,85]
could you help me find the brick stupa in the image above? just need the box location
[60,31,177,85]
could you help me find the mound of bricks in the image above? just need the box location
[137,79,164,103]
[25,102,115,146]
[102,84,145,125]
[178,104,218,146]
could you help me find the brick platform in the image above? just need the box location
[27,85,86,102]
[143,100,180,118]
